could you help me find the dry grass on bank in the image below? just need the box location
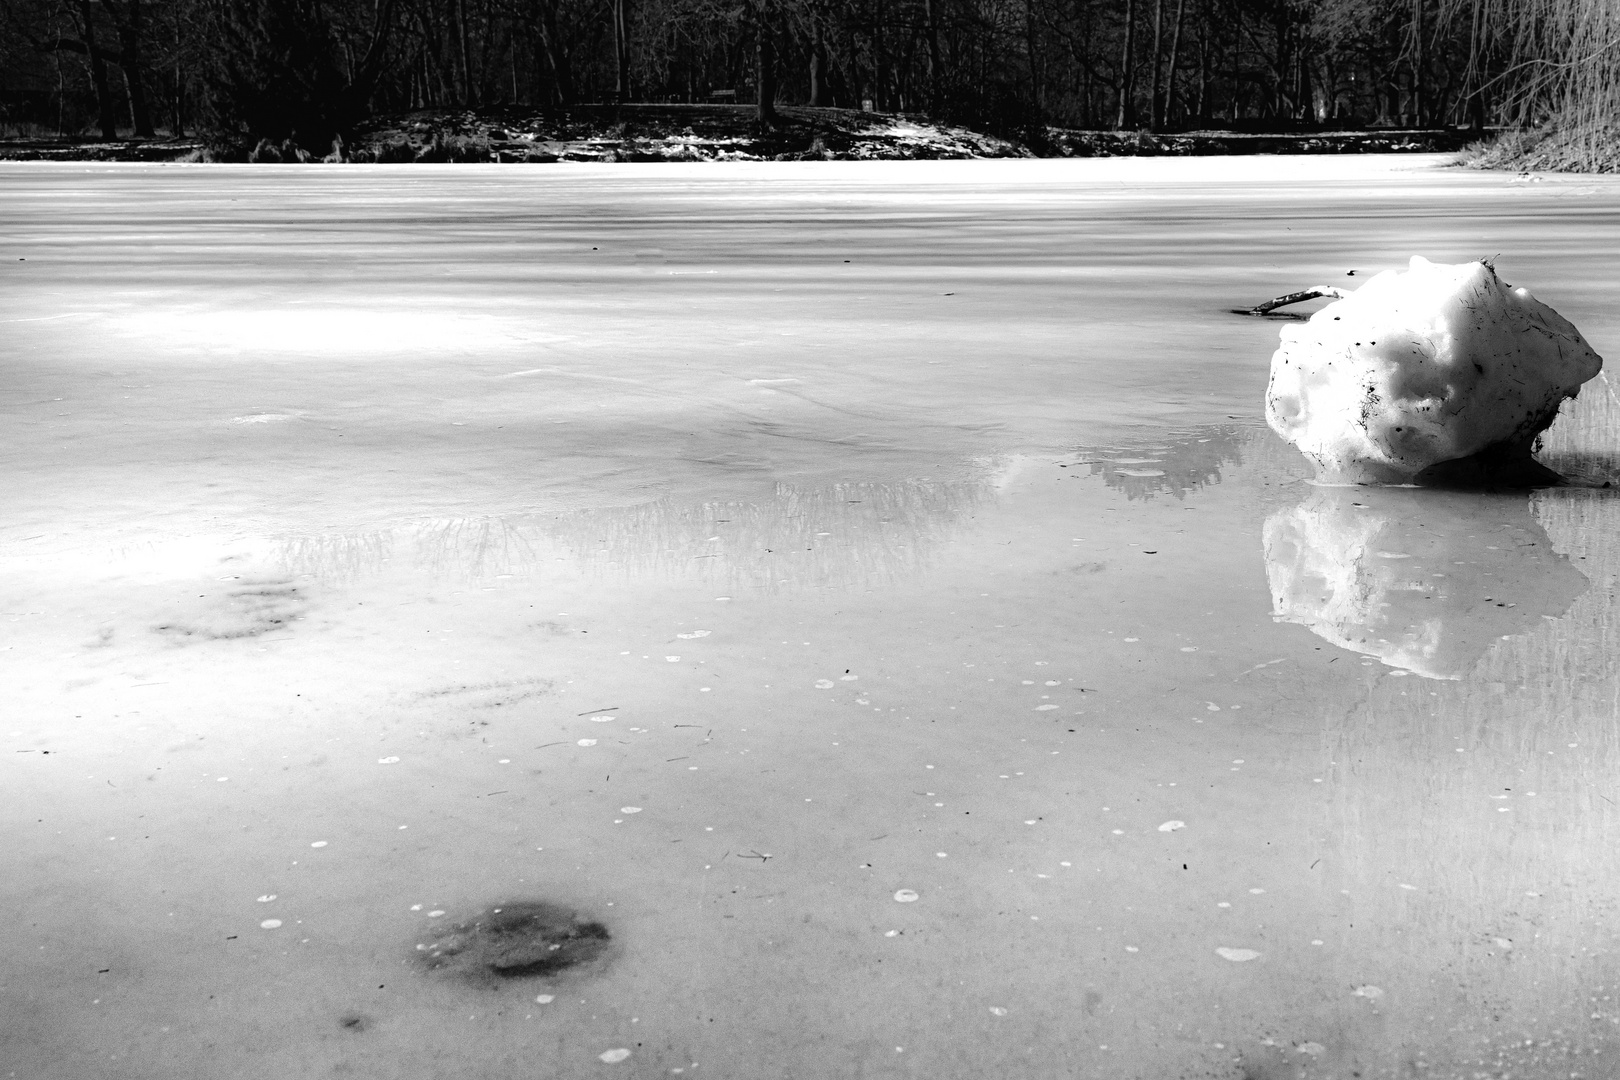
[1462,122,1620,173]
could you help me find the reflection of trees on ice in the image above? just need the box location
[275,477,989,591]
[1263,485,1587,680]
[1300,487,1620,1076]
[1073,423,1247,502]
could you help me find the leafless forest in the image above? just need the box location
[2,0,1615,164]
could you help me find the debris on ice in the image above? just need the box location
[1265,257,1602,484]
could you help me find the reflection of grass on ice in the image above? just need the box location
[275,477,989,589]
[1315,482,1620,1071]
[1537,370,1620,487]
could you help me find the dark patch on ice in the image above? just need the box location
[153,577,308,644]
[337,1012,371,1032]
[415,677,552,709]
[526,620,584,636]
[415,901,611,985]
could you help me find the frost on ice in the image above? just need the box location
[1265,257,1603,484]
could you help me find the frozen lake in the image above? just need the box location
[4,156,1620,1079]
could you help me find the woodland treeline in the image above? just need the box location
[0,0,1614,156]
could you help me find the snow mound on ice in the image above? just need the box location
[1265,256,1603,483]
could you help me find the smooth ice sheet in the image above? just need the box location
[4,158,1620,1080]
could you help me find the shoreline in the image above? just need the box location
[0,105,1481,164]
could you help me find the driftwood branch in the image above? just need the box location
[1241,286,1350,316]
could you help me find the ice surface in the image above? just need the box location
[4,158,1620,1080]
[1263,485,1588,678]
[1266,256,1604,483]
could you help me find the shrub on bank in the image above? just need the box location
[1463,122,1620,174]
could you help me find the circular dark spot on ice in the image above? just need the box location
[416,901,611,982]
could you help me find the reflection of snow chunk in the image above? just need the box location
[1266,257,1602,483]
[1263,486,1586,679]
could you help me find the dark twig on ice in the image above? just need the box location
[1239,286,1350,316]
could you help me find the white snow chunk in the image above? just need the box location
[1215,947,1261,962]
[1265,257,1602,483]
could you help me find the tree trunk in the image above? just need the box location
[1271,10,1289,119]
[1163,0,1184,129]
[1195,0,1209,124]
[1149,0,1163,129]
[612,0,630,101]
[172,55,185,135]
[921,0,942,115]
[100,0,154,136]
[455,0,475,104]
[1410,0,1424,126]
[842,21,861,108]
[121,58,152,136]
[74,1,120,138]
[1023,0,1041,107]
[755,13,778,125]
[809,21,829,105]
[871,0,885,110]
[534,0,573,104]
[1115,0,1135,128]
[476,0,500,104]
